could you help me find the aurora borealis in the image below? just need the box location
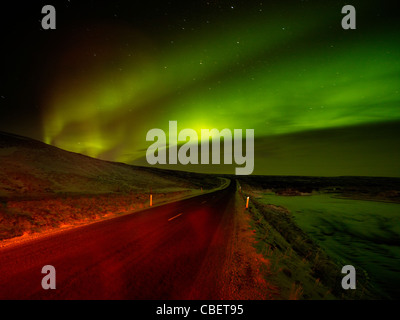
[1,0,399,176]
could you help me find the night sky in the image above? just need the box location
[1,0,399,176]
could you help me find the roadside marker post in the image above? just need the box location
[150,194,153,207]
[246,197,249,209]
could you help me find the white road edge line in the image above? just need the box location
[168,213,183,222]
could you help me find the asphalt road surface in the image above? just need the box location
[0,180,237,300]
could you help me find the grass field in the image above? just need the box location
[257,193,400,299]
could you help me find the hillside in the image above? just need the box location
[0,131,221,199]
[0,131,222,241]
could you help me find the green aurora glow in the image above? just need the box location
[4,1,399,176]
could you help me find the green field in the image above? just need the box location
[259,194,400,299]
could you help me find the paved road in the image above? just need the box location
[0,180,236,300]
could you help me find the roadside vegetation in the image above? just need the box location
[0,189,196,241]
[0,131,224,243]
[235,180,382,300]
